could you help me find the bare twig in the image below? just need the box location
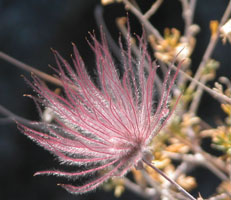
[189,76,208,114]
[141,170,161,192]
[0,104,35,127]
[209,193,230,200]
[123,177,156,198]
[171,162,192,181]
[142,159,197,200]
[176,132,229,176]
[198,150,229,176]
[163,161,193,191]
[188,0,231,92]
[169,63,231,104]
[143,0,163,20]
[121,0,164,41]
[120,0,231,105]
[186,0,231,115]
[180,0,197,40]
[141,170,180,200]
[165,151,229,181]
[2,50,230,107]
[0,51,62,86]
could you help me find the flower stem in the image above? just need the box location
[142,158,197,200]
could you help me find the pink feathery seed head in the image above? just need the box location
[18,27,181,194]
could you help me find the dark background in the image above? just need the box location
[0,0,230,199]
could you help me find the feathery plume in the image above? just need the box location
[18,27,180,194]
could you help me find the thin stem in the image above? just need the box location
[169,63,231,104]
[141,170,179,200]
[0,51,62,87]
[0,104,33,127]
[2,49,230,106]
[170,162,192,181]
[174,133,229,176]
[188,76,207,114]
[1,46,230,106]
[0,51,80,93]
[142,159,197,200]
[165,151,229,181]
[209,193,229,200]
[121,0,164,41]
[163,161,193,194]
[180,0,197,41]
[187,0,231,114]
[123,177,156,198]
[143,0,163,20]
[188,0,231,92]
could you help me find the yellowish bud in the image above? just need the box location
[177,175,197,191]
[210,20,219,38]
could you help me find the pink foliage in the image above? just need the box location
[18,29,180,194]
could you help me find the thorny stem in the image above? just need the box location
[121,0,164,41]
[142,159,197,200]
[188,0,231,92]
